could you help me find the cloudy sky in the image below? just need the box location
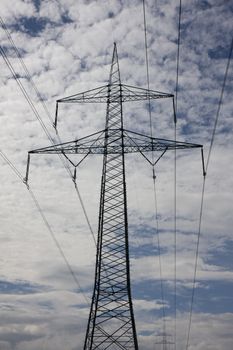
[0,0,232,349]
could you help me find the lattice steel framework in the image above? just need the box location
[27,44,203,349]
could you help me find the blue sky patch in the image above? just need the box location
[33,0,41,12]
[0,280,42,295]
[38,300,54,310]
[194,280,233,314]
[10,16,48,36]
[208,46,231,59]
[205,240,233,270]
[61,13,73,24]
[130,242,167,258]
[133,278,233,317]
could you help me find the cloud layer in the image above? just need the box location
[0,0,232,349]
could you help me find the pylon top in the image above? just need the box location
[109,42,121,85]
[57,44,173,104]
[28,44,203,160]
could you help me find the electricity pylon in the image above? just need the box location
[26,44,203,349]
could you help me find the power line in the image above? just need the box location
[152,178,167,342]
[0,45,53,144]
[185,36,233,350]
[0,20,94,295]
[0,149,90,305]
[175,0,182,112]
[142,0,153,138]
[173,106,177,350]
[185,176,205,350]
[74,182,96,246]
[0,33,96,248]
[206,37,233,172]
[142,0,167,345]
[0,16,54,126]
[0,150,24,182]
[173,0,182,348]
[0,39,67,158]
[28,188,89,304]
[0,16,80,153]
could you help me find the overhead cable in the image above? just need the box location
[0,150,89,305]
[0,16,54,126]
[175,0,182,111]
[185,36,233,350]
[0,35,96,247]
[142,0,153,139]
[142,0,167,342]
[185,176,205,350]
[206,37,233,172]
[173,1,182,348]
[0,29,97,299]
[0,45,53,144]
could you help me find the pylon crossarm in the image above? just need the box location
[57,85,109,103]
[29,129,106,155]
[24,130,106,183]
[56,84,173,104]
[124,129,203,151]
[121,84,173,102]
[28,128,202,157]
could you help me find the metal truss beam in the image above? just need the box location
[29,129,202,155]
[57,84,173,104]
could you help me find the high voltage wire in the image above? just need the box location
[152,178,167,339]
[0,45,53,144]
[175,0,182,112]
[29,188,90,305]
[0,20,97,248]
[0,150,24,182]
[185,36,233,350]
[173,1,182,348]
[0,40,95,241]
[0,150,90,306]
[185,176,205,350]
[0,16,77,151]
[142,0,167,345]
[142,0,153,138]
[0,20,67,156]
[206,37,233,172]
[0,16,54,126]
[74,182,97,246]
[0,20,97,304]
[173,112,177,350]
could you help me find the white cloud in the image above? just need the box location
[0,0,232,348]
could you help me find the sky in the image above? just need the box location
[0,0,232,349]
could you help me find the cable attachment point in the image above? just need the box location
[23,178,30,189]
[53,122,58,135]
[173,96,177,124]
[152,167,156,181]
[24,153,31,188]
[201,148,207,178]
[53,101,59,132]
[72,167,77,184]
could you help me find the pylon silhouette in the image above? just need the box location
[26,44,203,349]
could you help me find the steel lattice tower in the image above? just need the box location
[26,44,203,349]
[83,45,138,350]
